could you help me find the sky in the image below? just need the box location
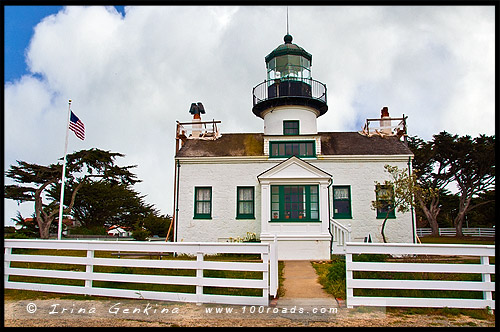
[3,5,496,227]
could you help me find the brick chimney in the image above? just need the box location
[380,107,392,134]
[189,102,205,137]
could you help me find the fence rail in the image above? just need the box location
[4,239,278,306]
[345,242,495,310]
[417,227,495,237]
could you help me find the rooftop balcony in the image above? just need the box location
[252,78,328,118]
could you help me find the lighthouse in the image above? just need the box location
[173,30,415,260]
[252,34,328,136]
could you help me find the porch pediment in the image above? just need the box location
[257,156,332,182]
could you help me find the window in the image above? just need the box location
[283,120,299,135]
[269,141,315,158]
[375,185,395,219]
[237,187,255,219]
[271,185,319,222]
[333,186,352,219]
[194,187,212,219]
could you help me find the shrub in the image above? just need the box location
[70,226,107,235]
[132,228,150,241]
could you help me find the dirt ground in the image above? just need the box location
[3,299,495,327]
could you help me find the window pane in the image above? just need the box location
[376,185,395,218]
[197,188,210,200]
[299,143,306,155]
[284,121,299,135]
[271,143,279,156]
[197,202,210,214]
[239,187,252,200]
[334,201,349,214]
[279,144,285,156]
[334,188,349,200]
[239,202,253,214]
[306,142,314,156]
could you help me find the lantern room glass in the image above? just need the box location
[267,55,311,82]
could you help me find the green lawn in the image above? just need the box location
[419,236,495,245]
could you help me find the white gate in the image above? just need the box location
[4,239,278,306]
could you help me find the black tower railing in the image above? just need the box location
[252,78,328,117]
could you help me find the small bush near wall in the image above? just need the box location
[312,256,346,299]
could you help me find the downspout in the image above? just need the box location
[327,177,334,254]
[174,158,181,243]
[408,156,416,243]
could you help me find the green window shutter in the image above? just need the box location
[194,187,212,219]
[237,187,255,219]
[333,186,352,219]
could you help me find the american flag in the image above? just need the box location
[69,111,85,140]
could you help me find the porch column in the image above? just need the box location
[260,182,270,235]
[320,181,331,234]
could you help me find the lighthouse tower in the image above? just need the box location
[252,34,328,136]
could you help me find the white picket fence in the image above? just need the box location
[4,239,278,306]
[417,227,495,237]
[345,242,495,310]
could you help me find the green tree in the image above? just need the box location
[447,134,495,236]
[409,132,495,237]
[466,189,495,228]
[48,180,153,230]
[372,165,418,243]
[408,134,454,236]
[9,211,39,238]
[142,213,172,237]
[4,149,139,239]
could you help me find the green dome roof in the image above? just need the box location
[265,34,312,64]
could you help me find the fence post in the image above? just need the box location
[345,250,353,309]
[85,249,94,294]
[480,255,493,313]
[196,251,204,304]
[5,247,12,286]
[269,236,278,298]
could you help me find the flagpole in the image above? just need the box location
[58,99,72,240]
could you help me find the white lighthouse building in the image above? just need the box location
[173,33,415,260]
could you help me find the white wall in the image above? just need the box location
[175,155,415,256]
[175,160,268,243]
[262,105,319,135]
[313,157,415,244]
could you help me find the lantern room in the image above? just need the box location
[265,34,312,82]
[252,34,328,119]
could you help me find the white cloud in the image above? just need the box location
[4,6,495,225]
